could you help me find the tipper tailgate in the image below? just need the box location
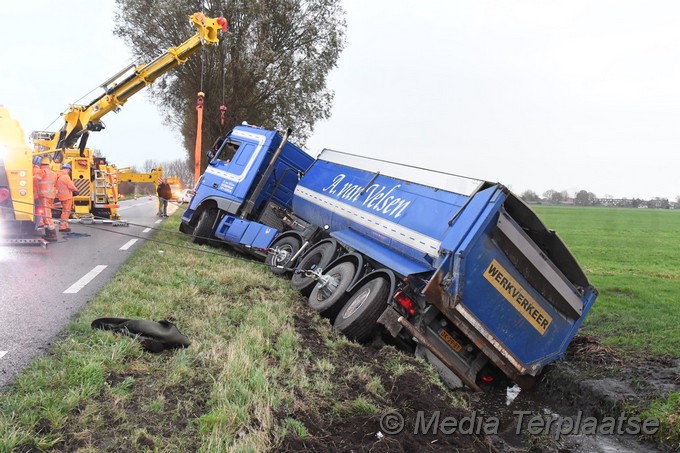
[431,189,597,380]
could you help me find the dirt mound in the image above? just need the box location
[566,334,623,368]
[545,336,680,417]
[278,311,680,453]
[518,335,680,452]
[276,309,495,452]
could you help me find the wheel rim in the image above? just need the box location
[318,270,341,299]
[274,245,293,266]
[342,287,371,319]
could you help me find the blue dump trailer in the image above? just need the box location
[181,124,597,391]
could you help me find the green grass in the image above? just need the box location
[641,393,680,448]
[0,214,310,451]
[1,206,679,450]
[535,206,680,448]
[534,206,680,357]
[0,211,465,452]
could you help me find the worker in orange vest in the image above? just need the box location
[34,156,58,241]
[32,156,44,228]
[55,163,78,233]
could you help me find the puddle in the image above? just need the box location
[471,376,671,452]
[63,232,91,239]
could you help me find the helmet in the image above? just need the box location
[62,163,72,170]
[40,156,51,165]
[33,156,42,166]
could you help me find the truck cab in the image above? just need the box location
[180,124,314,249]
[182,125,597,391]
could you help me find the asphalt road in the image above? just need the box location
[0,197,178,390]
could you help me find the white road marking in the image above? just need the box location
[63,265,108,294]
[119,239,138,250]
[0,351,7,360]
[154,220,162,224]
[142,228,151,233]
[117,204,137,211]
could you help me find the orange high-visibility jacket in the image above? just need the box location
[56,170,77,201]
[35,166,57,198]
[32,164,41,199]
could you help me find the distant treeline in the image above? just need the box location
[520,189,677,209]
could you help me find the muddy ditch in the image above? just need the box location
[278,308,679,452]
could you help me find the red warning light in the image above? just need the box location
[394,290,416,315]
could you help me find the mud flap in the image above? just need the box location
[415,346,463,389]
[377,306,403,337]
[397,315,483,392]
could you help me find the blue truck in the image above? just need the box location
[181,124,597,391]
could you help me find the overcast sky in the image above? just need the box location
[1,1,679,200]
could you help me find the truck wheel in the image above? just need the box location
[191,208,217,245]
[290,242,337,295]
[266,236,301,275]
[308,261,356,320]
[334,276,389,343]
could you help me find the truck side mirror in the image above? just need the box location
[207,136,225,162]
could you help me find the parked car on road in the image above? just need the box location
[177,189,194,204]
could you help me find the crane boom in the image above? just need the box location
[28,12,227,221]
[33,12,227,153]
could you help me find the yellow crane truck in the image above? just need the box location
[166,176,183,200]
[0,106,45,245]
[31,12,227,221]
[116,166,164,196]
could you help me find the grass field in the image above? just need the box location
[0,214,468,452]
[533,206,680,357]
[0,206,678,450]
[535,206,680,447]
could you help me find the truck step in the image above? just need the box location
[0,237,48,248]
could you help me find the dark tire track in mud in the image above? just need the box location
[474,335,679,452]
[278,307,678,452]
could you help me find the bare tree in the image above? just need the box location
[520,189,539,202]
[163,158,193,188]
[114,0,346,174]
[542,189,565,204]
[575,190,597,206]
[143,159,161,173]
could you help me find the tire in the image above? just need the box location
[265,236,301,275]
[290,242,338,295]
[334,277,389,343]
[191,208,217,245]
[308,261,356,320]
